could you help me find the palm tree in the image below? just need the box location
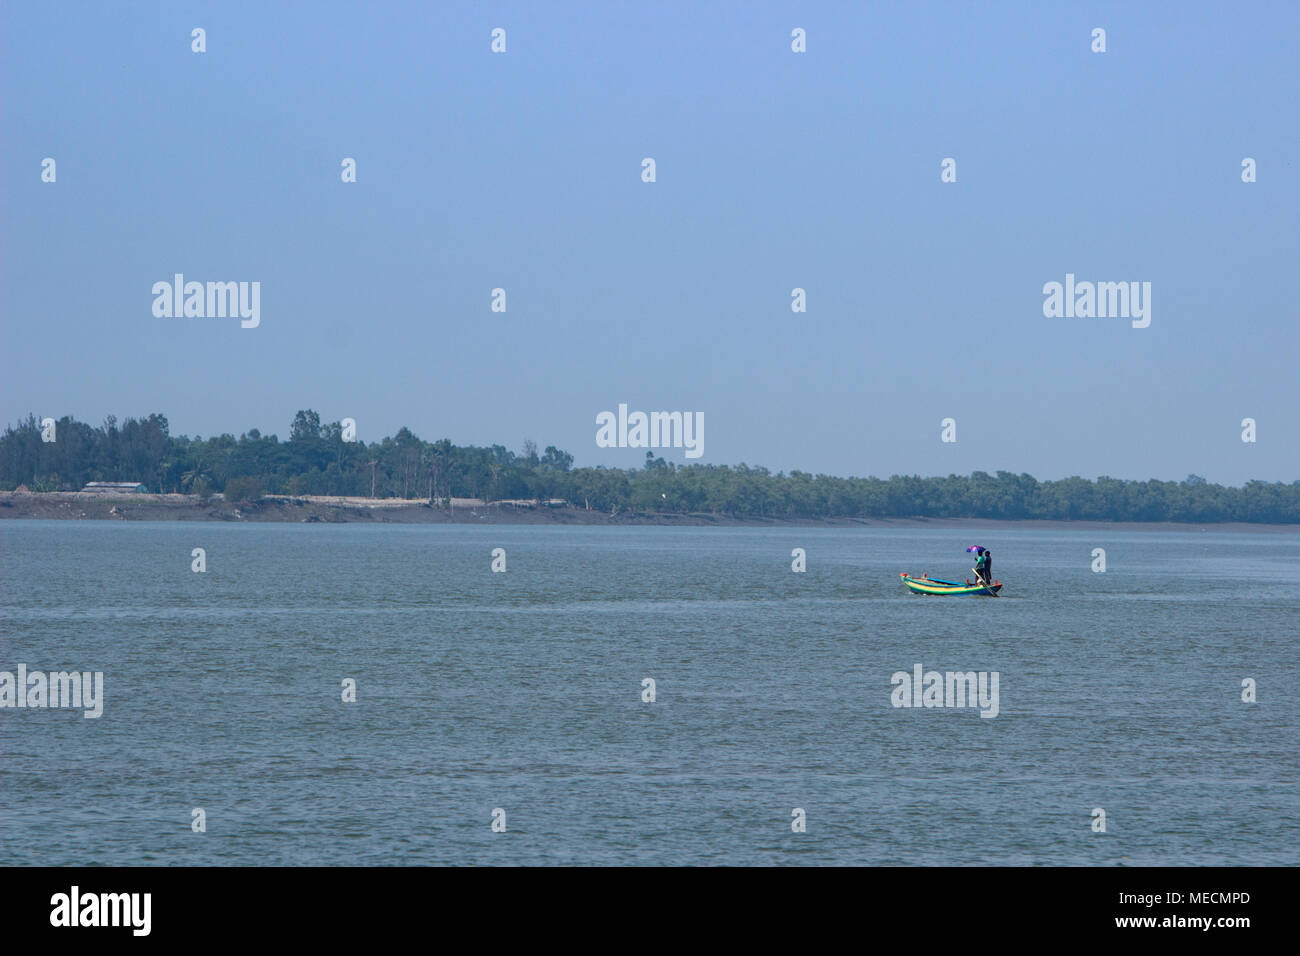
[181,462,211,494]
[427,439,452,508]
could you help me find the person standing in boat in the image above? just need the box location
[981,549,992,586]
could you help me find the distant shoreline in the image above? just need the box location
[1,491,1296,532]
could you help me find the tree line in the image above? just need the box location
[2,411,1297,523]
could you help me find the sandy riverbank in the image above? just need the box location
[0,491,1296,532]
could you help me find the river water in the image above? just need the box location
[1,521,1296,865]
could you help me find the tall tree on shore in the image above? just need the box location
[290,410,323,442]
[427,438,452,507]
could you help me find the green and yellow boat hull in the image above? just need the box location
[899,572,1002,596]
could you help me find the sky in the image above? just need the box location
[3,0,1297,485]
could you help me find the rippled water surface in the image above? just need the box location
[2,521,1297,865]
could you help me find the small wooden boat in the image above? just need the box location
[899,572,1002,596]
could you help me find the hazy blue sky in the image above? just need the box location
[3,1,1297,485]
